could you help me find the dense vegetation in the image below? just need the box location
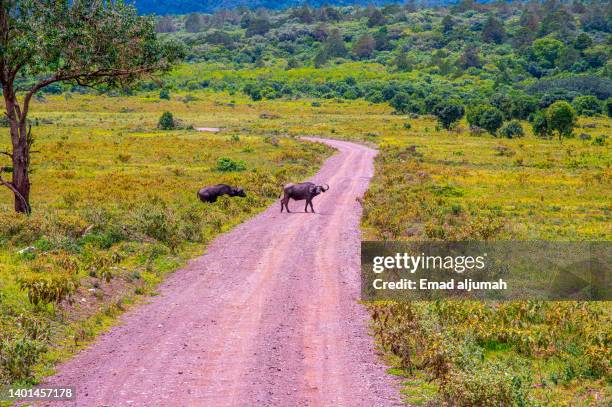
[141,1,612,131]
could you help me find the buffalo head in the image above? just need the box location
[231,187,247,198]
[309,184,329,196]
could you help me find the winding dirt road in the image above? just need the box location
[42,138,401,407]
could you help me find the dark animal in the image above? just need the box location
[198,184,246,203]
[280,182,329,213]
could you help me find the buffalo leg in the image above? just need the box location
[305,201,310,213]
[309,200,315,213]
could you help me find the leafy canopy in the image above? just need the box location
[1,0,184,93]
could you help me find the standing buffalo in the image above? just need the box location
[280,182,329,213]
[198,184,246,203]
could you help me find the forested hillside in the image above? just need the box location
[136,0,416,15]
[143,0,611,130]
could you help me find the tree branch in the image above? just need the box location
[0,151,13,159]
[0,172,30,215]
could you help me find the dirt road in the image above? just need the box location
[42,138,401,407]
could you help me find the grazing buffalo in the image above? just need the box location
[198,184,246,203]
[280,182,329,213]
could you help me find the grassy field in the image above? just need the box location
[0,91,332,388]
[1,90,610,405]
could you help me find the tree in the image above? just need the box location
[390,92,410,114]
[0,0,182,213]
[352,34,375,59]
[546,101,577,141]
[573,33,592,50]
[185,13,204,33]
[478,107,504,135]
[605,98,612,118]
[467,105,504,135]
[373,27,392,51]
[531,112,552,138]
[433,101,465,129]
[246,18,271,37]
[573,96,602,116]
[394,52,413,72]
[482,16,505,44]
[323,29,348,58]
[499,120,525,138]
[441,15,454,35]
[367,9,386,28]
[532,37,563,69]
[292,5,313,24]
[457,45,481,70]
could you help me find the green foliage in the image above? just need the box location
[17,273,79,306]
[531,111,552,138]
[369,301,610,406]
[216,157,247,172]
[158,111,176,130]
[245,18,271,37]
[0,336,47,384]
[1,0,183,91]
[546,101,577,140]
[499,120,525,139]
[159,89,171,100]
[573,96,602,117]
[352,34,375,59]
[467,106,504,135]
[605,98,612,118]
[433,101,464,129]
[532,37,564,69]
[482,15,505,44]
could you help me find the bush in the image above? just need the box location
[17,272,79,306]
[499,120,525,139]
[573,95,602,116]
[158,112,176,130]
[433,100,465,129]
[468,106,504,135]
[159,89,170,100]
[440,364,532,407]
[216,157,246,172]
[0,336,47,383]
[531,111,551,138]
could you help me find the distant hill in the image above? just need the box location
[134,1,451,15]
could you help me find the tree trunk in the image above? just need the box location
[2,88,31,214]
[12,121,31,214]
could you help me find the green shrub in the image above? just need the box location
[159,89,170,100]
[216,157,246,172]
[573,95,602,116]
[440,364,532,407]
[531,111,551,138]
[158,111,176,130]
[0,336,47,384]
[467,105,504,135]
[17,272,79,306]
[499,120,525,138]
[433,100,465,129]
